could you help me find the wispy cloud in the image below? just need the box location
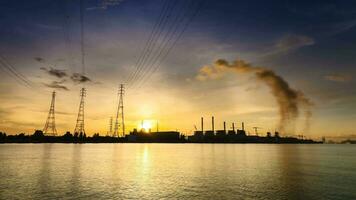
[43,81,69,91]
[87,0,124,10]
[324,74,352,82]
[70,73,92,84]
[36,23,62,30]
[259,34,315,58]
[274,34,315,52]
[40,65,96,87]
[34,57,45,63]
[0,107,10,119]
[40,67,68,78]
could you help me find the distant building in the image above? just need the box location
[126,130,181,142]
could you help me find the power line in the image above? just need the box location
[133,0,205,90]
[79,0,85,75]
[60,0,77,70]
[125,0,172,85]
[74,0,87,136]
[131,0,197,89]
[126,0,177,87]
[129,0,204,90]
[128,0,188,89]
[0,55,33,88]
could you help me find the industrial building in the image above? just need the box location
[126,129,183,143]
[186,116,303,143]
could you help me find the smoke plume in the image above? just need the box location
[196,59,313,133]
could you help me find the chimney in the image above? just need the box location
[223,121,226,132]
[212,116,215,132]
[201,117,204,132]
[242,122,245,131]
[232,123,235,132]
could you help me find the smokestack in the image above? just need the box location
[242,122,244,131]
[223,121,226,132]
[201,117,204,132]
[212,116,215,132]
[232,123,235,132]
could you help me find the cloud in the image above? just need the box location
[196,58,313,133]
[43,81,69,91]
[258,34,315,58]
[40,67,68,78]
[36,23,62,30]
[40,67,95,85]
[34,57,45,62]
[275,34,315,52]
[87,0,124,10]
[70,73,92,83]
[56,111,74,116]
[0,107,10,119]
[324,74,352,82]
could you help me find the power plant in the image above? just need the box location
[186,116,293,143]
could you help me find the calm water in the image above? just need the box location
[0,144,355,200]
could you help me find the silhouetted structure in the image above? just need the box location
[43,91,57,136]
[187,117,318,143]
[113,84,125,137]
[0,117,322,144]
[126,129,183,143]
[74,88,86,135]
[107,116,113,136]
[0,129,321,144]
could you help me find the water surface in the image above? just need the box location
[0,144,355,199]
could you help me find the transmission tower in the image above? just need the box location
[43,91,57,136]
[113,84,125,137]
[74,88,86,134]
[107,116,113,136]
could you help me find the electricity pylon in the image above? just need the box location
[107,116,113,136]
[113,84,125,137]
[43,91,57,136]
[74,88,86,134]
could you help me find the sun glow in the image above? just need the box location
[139,120,153,132]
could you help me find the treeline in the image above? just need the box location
[0,130,125,143]
[0,130,323,144]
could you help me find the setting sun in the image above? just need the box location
[140,120,153,132]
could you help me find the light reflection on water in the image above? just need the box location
[0,144,355,199]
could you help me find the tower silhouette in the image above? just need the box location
[43,91,57,136]
[113,84,125,137]
[107,116,113,136]
[74,88,86,134]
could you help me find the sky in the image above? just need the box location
[0,0,355,139]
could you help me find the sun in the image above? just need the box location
[140,120,152,132]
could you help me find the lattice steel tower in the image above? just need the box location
[113,84,125,137]
[107,116,113,136]
[74,88,86,134]
[43,91,57,136]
